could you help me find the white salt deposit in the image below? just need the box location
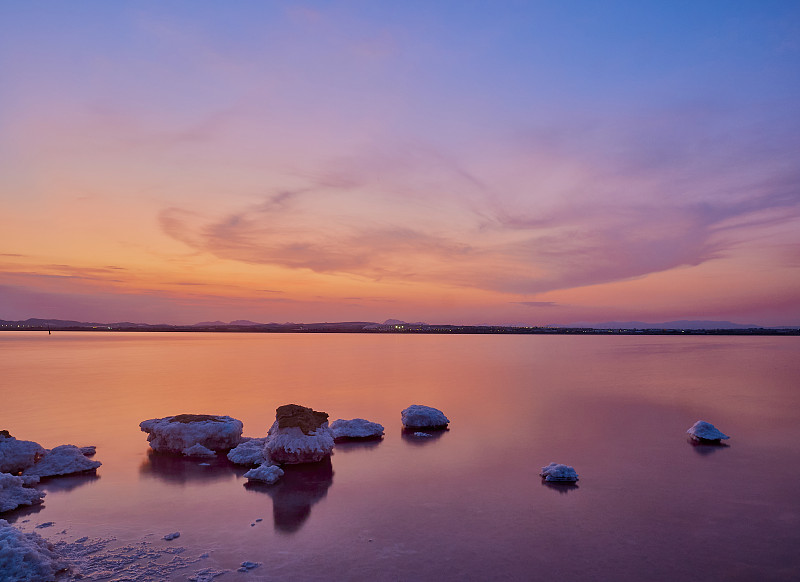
[139,414,243,454]
[182,444,216,458]
[330,418,385,439]
[22,445,101,478]
[227,438,269,466]
[163,531,180,540]
[265,422,335,464]
[412,432,433,437]
[401,405,449,429]
[238,560,261,572]
[687,420,730,441]
[0,472,46,513]
[540,462,579,482]
[0,519,70,581]
[243,464,284,485]
[0,434,46,474]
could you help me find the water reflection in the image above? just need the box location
[541,481,580,494]
[244,457,334,534]
[139,450,243,485]
[400,428,448,446]
[333,439,383,452]
[687,438,730,456]
[2,502,45,524]
[38,472,100,493]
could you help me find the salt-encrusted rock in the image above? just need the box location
[330,418,384,440]
[163,531,180,541]
[687,420,729,442]
[0,472,46,513]
[0,519,70,581]
[139,414,243,454]
[0,432,46,474]
[23,445,101,478]
[243,464,284,485]
[265,405,334,464]
[182,443,216,458]
[401,405,449,429]
[78,446,96,456]
[227,438,269,466]
[540,462,579,482]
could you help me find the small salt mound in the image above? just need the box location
[139,414,243,454]
[22,445,101,478]
[182,444,216,458]
[0,519,70,581]
[401,405,449,429]
[0,433,46,474]
[540,462,579,482]
[227,438,269,466]
[243,464,284,485]
[0,472,46,513]
[330,418,384,440]
[687,420,729,441]
[163,532,180,541]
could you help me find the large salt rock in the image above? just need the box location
[243,464,284,485]
[0,472,46,513]
[139,414,243,454]
[0,432,46,474]
[0,519,70,581]
[330,418,384,440]
[540,462,579,482]
[265,405,334,464]
[687,420,729,442]
[401,405,449,429]
[227,438,269,466]
[23,445,101,478]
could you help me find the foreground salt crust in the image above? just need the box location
[227,438,269,466]
[243,464,284,484]
[540,462,579,482]
[139,414,243,454]
[687,420,729,442]
[23,445,101,478]
[0,519,70,581]
[0,472,45,513]
[0,432,46,474]
[401,405,449,429]
[330,418,385,440]
[265,405,334,464]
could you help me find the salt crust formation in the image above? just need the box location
[687,420,730,442]
[330,418,385,440]
[0,432,46,474]
[227,438,269,466]
[265,405,334,464]
[540,462,579,482]
[0,472,46,513]
[23,445,102,478]
[182,444,216,458]
[243,464,284,484]
[401,405,450,429]
[0,519,70,581]
[139,414,243,454]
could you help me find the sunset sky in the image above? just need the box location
[2,1,799,326]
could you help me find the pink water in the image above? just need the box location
[2,332,799,581]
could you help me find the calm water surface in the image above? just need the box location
[2,332,799,581]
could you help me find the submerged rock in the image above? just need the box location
[0,519,70,581]
[330,418,384,440]
[227,438,269,466]
[540,462,579,482]
[401,405,449,429]
[243,464,284,485]
[23,445,101,478]
[265,405,334,464]
[687,420,730,442]
[0,433,46,474]
[0,472,46,513]
[139,414,243,454]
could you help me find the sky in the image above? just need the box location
[1,1,799,326]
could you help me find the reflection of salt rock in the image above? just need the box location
[0,472,46,513]
[244,464,284,485]
[540,462,579,482]
[330,418,384,440]
[0,432,46,474]
[401,405,449,429]
[23,445,101,478]
[139,414,243,454]
[227,438,269,466]
[0,519,70,580]
[182,444,216,458]
[687,420,729,442]
[265,405,334,464]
